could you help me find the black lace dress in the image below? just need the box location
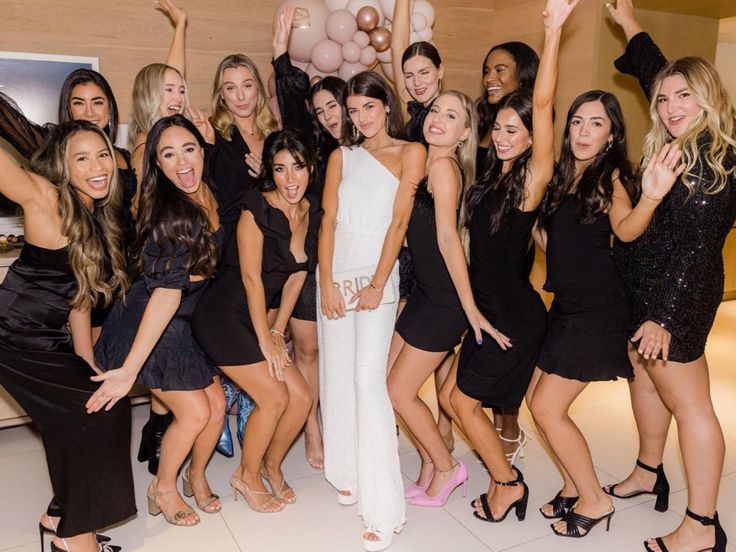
[94,228,224,390]
[394,176,465,351]
[192,188,321,366]
[0,243,135,537]
[538,195,633,381]
[612,32,736,361]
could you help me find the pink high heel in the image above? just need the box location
[404,481,429,499]
[409,460,468,507]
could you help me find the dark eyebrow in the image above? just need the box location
[71,95,106,102]
[158,141,197,153]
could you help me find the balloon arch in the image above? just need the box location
[280,0,436,83]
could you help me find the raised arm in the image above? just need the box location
[524,0,577,210]
[609,144,684,242]
[353,142,425,311]
[430,159,511,348]
[272,5,313,131]
[607,0,667,99]
[318,148,347,318]
[0,141,45,207]
[159,0,188,78]
[390,0,412,111]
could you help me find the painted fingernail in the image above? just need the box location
[476,338,483,345]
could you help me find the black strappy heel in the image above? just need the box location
[604,459,669,512]
[643,508,727,552]
[552,507,615,538]
[540,491,579,519]
[472,469,529,523]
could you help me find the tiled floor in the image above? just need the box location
[1,301,735,552]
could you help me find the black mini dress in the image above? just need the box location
[192,188,321,366]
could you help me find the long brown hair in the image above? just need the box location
[30,121,128,309]
[343,71,405,146]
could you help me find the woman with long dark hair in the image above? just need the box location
[447,0,574,526]
[318,70,425,551]
[192,129,320,513]
[0,121,133,552]
[529,90,685,538]
[92,115,225,527]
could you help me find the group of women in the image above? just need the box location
[0,0,734,551]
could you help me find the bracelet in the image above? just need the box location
[368,281,383,292]
[269,328,286,339]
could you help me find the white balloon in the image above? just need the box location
[380,62,394,82]
[417,27,432,42]
[409,31,421,45]
[291,59,310,71]
[353,30,370,48]
[378,0,396,19]
[376,47,392,63]
[412,0,435,27]
[346,0,384,25]
[325,0,351,11]
[411,12,427,31]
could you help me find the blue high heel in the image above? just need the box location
[236,388,255,445]
[215,376,238,457]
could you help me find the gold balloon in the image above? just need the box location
[356,6,379,32]
[369,26,391,53]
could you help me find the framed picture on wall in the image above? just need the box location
[0,51,99,127]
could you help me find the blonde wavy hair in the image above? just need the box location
[30,122,129,309]
[129,63,188,149]
[211,54,277,141]
[432,91,479,257]
[644,57,736,195]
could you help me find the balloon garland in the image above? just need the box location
[279,0,436,82]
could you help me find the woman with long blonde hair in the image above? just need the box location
[607,4,735,550]
[0,121,133,552]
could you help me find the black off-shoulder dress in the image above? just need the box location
[192,188,321,366]
[612,32,736,362]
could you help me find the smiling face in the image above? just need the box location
[312,89,343,140]
[346,94,388,140]
[491,107,531,162]
[66,130,115,207]
[568,100,613,165]
[403,55,444,105]
[272,148,310,204]
[220,65,260,120]
[156,125,204,194]
[68,82,110,129]
[656,74,703,138]
[483,49,520,105]
[158,68,187,118]
[423,94,469,148]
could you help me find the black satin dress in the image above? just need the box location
[0,244,135,537]
[192,189,321,366]
[395,176,465,351]
[539,195,632,381]
[456,195,547,408]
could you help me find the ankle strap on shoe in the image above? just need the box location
[686,508,717,526]
[636,459,663,474]
[493,467,524,486]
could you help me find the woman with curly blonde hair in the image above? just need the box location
[607,5,735,550]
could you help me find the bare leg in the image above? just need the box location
[289,317,323,470]
[388,344,456,496]
[450,386,522,519]
[644,355,724,552]
[438,353,464,434]
[525,368,577,516]
[605,343,673,496]
[51,532,99,552]
[434,352,455,451]
[530,373,613,535]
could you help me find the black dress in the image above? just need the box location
[395,176,465,351]
[94,228,224,390]
[456,197,547,408]
[612,32,736,362]
[192,188,321,366]
[538,195,633,381]
[0,243,135,537]
[405,100,429,145]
